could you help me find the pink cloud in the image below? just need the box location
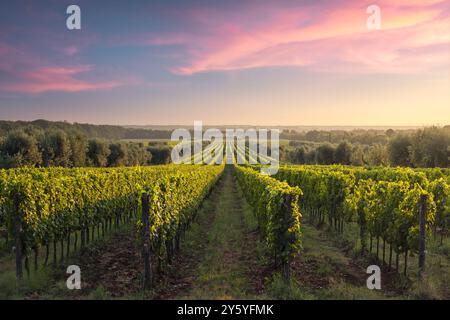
[0,42,41,73]
[0,40,135,94]
[141,0,449,75]
[1,65,123,94]
[116,32,193,47]
[61,45,80,56]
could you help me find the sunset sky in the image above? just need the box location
[0,0,449,126]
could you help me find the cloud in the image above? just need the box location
[136,0,449,75]
[61,45,80,56]
[0,64,123,94]
[0,41,130,94]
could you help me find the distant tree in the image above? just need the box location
[367,144,388,166]
[334,142,352,165]
[350,144,367,166]
[385,129,395,137]
[40,130,72,167]
[0,119,173,141]
[69,132,87,167]
[410,127,450,168]
[278,145,288,163]
[0,129,41,168]
[289,147,306,164]
[305,130,320,142]
[288,140,302,147]
[387,134,412,166]
[148,146,171,164]
[107,143,128,167]
[127,143,151,166]
[305,149,316,164]
[315,143,335,165]
[87,139,110,167]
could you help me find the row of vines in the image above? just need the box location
[234,165,302,281]
[268,164,450,276]
[0,164,224,279]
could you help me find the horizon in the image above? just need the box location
[0,0,449,125]
[0,118,445,130]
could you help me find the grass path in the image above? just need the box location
[163,166,262,299]
[289,224,403,299]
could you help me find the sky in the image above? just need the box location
[0,0,449,126]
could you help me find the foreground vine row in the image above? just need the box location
[234,165,302,280]
[0,164,224,278]
[267,164,449,275]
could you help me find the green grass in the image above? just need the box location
[176,167,258,299]
[296,214,450,300]
[0,222,135,300]
[267,273,315,300]
[290,223,404,300]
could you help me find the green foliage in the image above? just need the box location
[410,127,450,168]
[387,134,413,167]
[147,146,171,165]
[0,119,172,141]
[68,132,87,167]
[366,144,388,166]
[107,143,128,167]
[284,126,449,168]
[0,164,223,255]
[0,123,157,169]
[315,144,335,165]
[267,273,313,300]
[288,147,306,164]
[429,178,450,236]
[274,165,354,230]
[0,129,42,168]
[87,139,110,167]
[234,166,302,267]
[269,164,447,258]
[127,143,151,166]
[334,142,352,165]
[40,129,72,167]
[89,285,110,300]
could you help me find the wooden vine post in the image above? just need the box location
[418,194,427,279]
[141,192,152,289]
[13,192,23,280]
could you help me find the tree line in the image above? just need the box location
[0,127,172,169]
[283,126,450,168]
[1,120,449,169]
[280,128,397,145]
[0,119,172,140]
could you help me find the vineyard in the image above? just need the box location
[271,165,449,275]
[0,165,222,278]
[0,142,449,299]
